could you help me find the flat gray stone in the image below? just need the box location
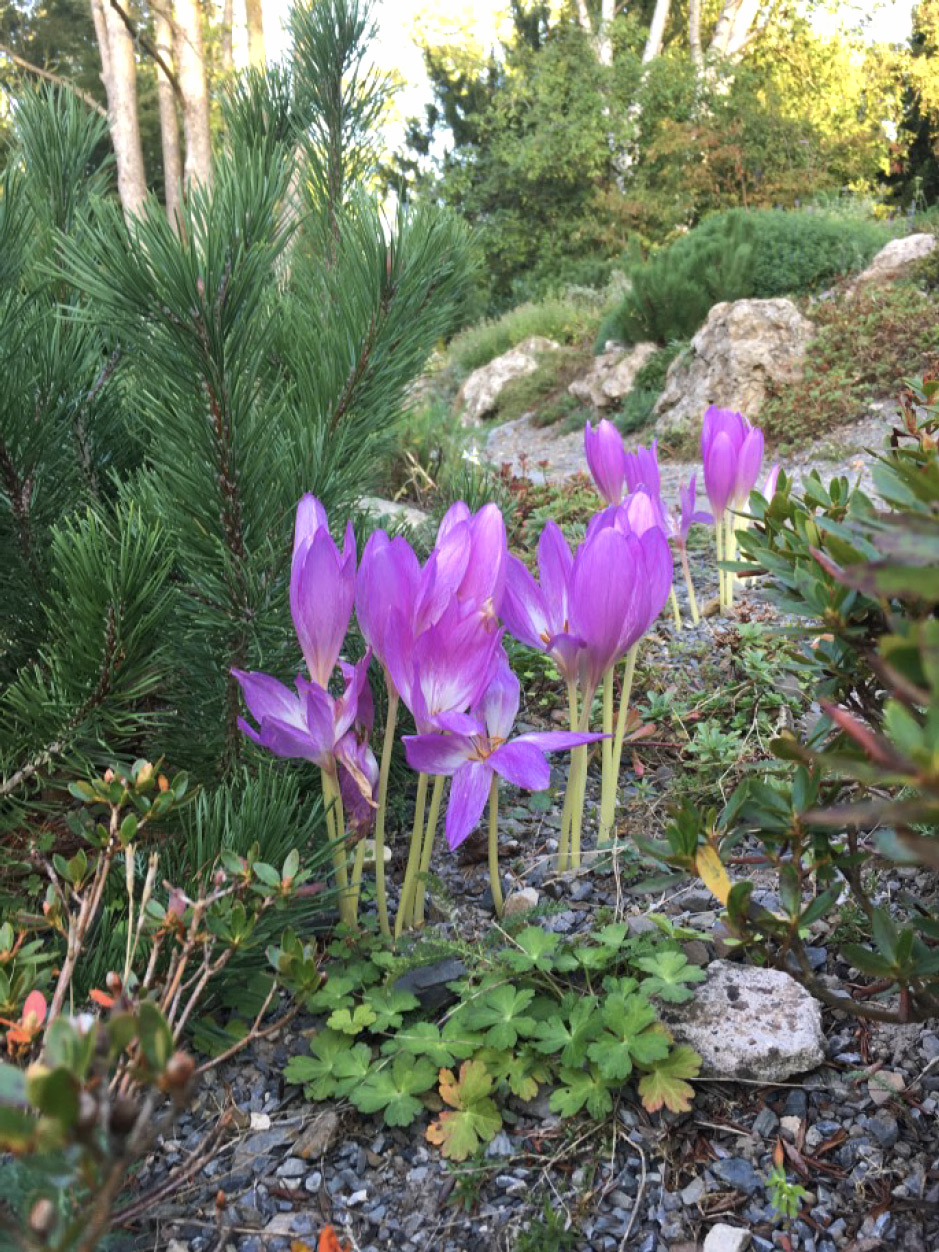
[660,960,824,1082]
[704,1224,752,1252]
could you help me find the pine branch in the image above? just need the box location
[0,45,108,118]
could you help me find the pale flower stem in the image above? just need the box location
[569,691,594,871]
[414,774,445,927]
[488,775,503,918]
[725,512,737,609]
[611,644,639,786]
[680,545,700,626]
[556,682,579,873]
[597,668,615,846]
[715,518,725,610]
[669,586,682,630]
[394,771,428,941]
[320,769,353,927]
[373,689,399,939]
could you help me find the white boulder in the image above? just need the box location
[659,959,825,1083]
[568,341,658,409]
[852,233,936,287]
[458,337,560,425]
[653,298,814,437]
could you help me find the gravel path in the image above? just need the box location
[482,407,894,498]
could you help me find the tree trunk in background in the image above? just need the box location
[221,0,234,73]
[245,0,265,67]
[173,0,212,189]
[90,0,147,216]
[709,0,764,59]
[642,0,671,63]
[689,0,703,68]
[154,5,183,226]
[596,0,615,66]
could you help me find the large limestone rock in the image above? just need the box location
[458,336,560,425]
[660,960,825,1082]
[653,298,815,437]
[568,341,658,409]
[853,233,936,287]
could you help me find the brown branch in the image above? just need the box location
[0,44,108,117]
[106,0,182,101]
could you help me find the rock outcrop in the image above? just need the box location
[852,232,935,287]
[568,341,658,409]
[660,960,825,1083]
[653,298,814,437]
[458,336,560,425]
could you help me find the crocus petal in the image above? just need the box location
[336,731,379,813]
[445,760,493,849]
[537,521,574,634]
[501,555,551,651]
[569,528,634,689]
[703,430,736,519]
[584,419,627,505]
[402,731,474,776]
[478,657,521,743]
[761,462,781,500]
[514,730,609,751]
[436,501,471,546]
[290,529,355,687]
[233,668,307,730]
[294,494,327,549]
[734,427,764,505]
[356,530,420,663]
[489,740,550,792]
[460,503,508,620]
[332,653,372,743]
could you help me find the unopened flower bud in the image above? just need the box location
[28,1197,56,1237]
[158,775,170,793]
[136,761,154,786]
[162,1050,195,1096]
[104,769,115,784]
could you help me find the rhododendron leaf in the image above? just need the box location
[549,1065,613,1119]
[426,1061,501,1160]
[638,1046,702,1113]
[696,844,731,905]
[634,951,707,1003]
[350,1053,437,1127]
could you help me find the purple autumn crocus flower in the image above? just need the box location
[677,473,713,544]
[624,439,660,497]
[290,495,356,687]
[403,660,604,849]
[584,419,628,505]
[384,597,504,733]
[355,530,421,673]
[414,501,508,633]
[233,653,375,799]
[761,463,781,501]
[501,520,578,682]
[700,407,765,519]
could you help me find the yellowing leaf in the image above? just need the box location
[426,1060,501,1160]
[638,1046,702,1114]
[696,844,731,905]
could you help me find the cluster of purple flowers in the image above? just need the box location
[235,404,778,935]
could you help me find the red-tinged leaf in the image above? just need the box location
[426,1061,501,1161]
[90,990,115,1008]
[815,1129,847,1156]
[637,1046,701,1114]
[819,701,906,769]
[632,751,645,779]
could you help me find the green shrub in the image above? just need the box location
[597,209,896,349]
[615,340,688,435]
[495,346,593,427]
[447,297,599,377]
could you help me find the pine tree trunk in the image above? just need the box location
[689,0,704,68]
[89,0,147,217]
[245,0,265,67]
[173,0,212,190]
[221,0,233,73]
[642,0,671,63]
[154,6,183,225]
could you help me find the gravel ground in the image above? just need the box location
[116,417,938,1252]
